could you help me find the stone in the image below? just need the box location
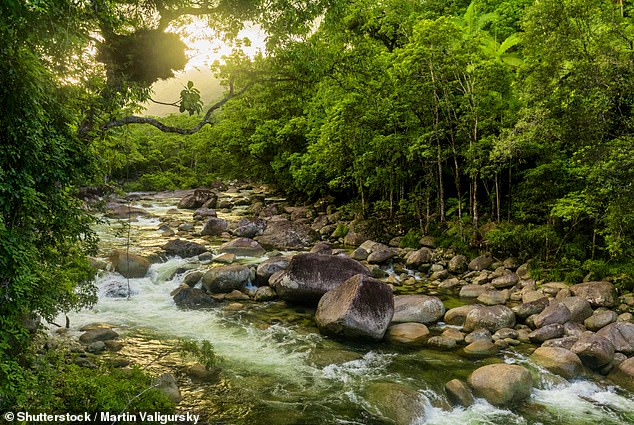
[365,382,426,425]
[559,296,594,323]
[109,249,150,278]
[444,305,481,326]
[254,286,277,302]
[570,281,618,308]
[460,285,487,298]
[270,253,370,305]
[491,273,519,289]
[446,255,468,273]
[468,255,493,271]
[214,253,236,264]
[542,282,568,296]
[173,287,218,308]
[513,297,549,320]
[564,321,586,337]
[439,277,462,290]
[585,310,618,331]
[528,324,564,343]
[155,373,182,403]
[315,274,394,341]
[105,203,148,219]
[79,328,119,344]
[386,323,430,344]
[405,248,433,268]
[542,336,579,350]
[87,341,106,353]
[183,271,203,287]
[467,364,532,406]
[163,239,207,258]
[465,329,492,344]
[224,289,250,300]
[426,336,457,350]
[463,340,499,357]
[477,290,508,306]
[571,332,616,369]
[429,269,449,281]
[494,328,518,340]
[310,241,333,255]
[596,322,634,354]
[445,379,474,407]
[219,238,266,257]
[351,247,369,261]
[367,248,397,264]
[442,328,465,344]
[186,364,220,383]
[193,207,217,220]
[178,189,217,209]
[256,219,319,250]
[391,295,445,324]
[202,265,251,293]
[608,357,634,391]
[255,256,291,285]
[522,290,547,303]
[463,305,516,333]
[531,347,584,379]
[533,302,571,328]
[200,217,228,236]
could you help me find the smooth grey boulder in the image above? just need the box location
[254,286,277,302]
[559,296,593,323]
[529,324,564,343]
[315,274,394,341]
[585,310,618,332]
[468,364,532,406]
[79,328,119,344]
[392,295,445,324]
[533,302,571,328]
[386,323,430,345]
[608,357,634,391]
[178,189,217,209]
[491,272,519,289]
[468,255,493,271]
[219,238,266,257]
[405,248,433,268]
[571,332,616,369]
[202,265,251,293]
[513,297,549,320]
[255,256,291,285]
[271,253,370,305]
[109,249,150,278]
[445,305,481,326]
[531,347,584,379]
[463,305,516,333]
[448,255,468,273]
[173,287,218,308]
[163,239,207,258]
[596,322,634,355]
[570,281,618,308]
[445,379,474,407]
[365,382,427,425]
[200,217,227,236]
[255,218,319,250]
[155,373,182,403]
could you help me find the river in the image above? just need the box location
[58,191,634,425]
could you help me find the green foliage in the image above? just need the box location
[399,230,421,249]
[179,339,217,370]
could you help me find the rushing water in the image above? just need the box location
[57,193,634,425]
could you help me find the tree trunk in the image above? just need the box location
[472,176,478,228]
[437,139,445,222]
[495,172,500,223]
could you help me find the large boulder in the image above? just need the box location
[178,189,217,209]
[596,322,634,355]
[463,305,516,333]
[392,295,445,324]
[571,332,615,369]
[202,265,251,293]
[513,297,549,320]
[200,217,227,236]
[365,382,426,425]
[79,328,119,344]
[608,357,634,391]
[105,203,148,219]
[219,238,265,257]
[315,274,394,341]
[533,302,571,328]
[531,347,584,379]
[233,218,267,238]
[271,253,371,305]
[155,373,182,403]
[109,249,150,278]
[405,248,433,268]
[585,310,617,332]
[559,296,593,323]
[467,364,532,406]
[491,272,519,289]
[569,281,618,308]
[255,219,319,250]
[445,379,474,407]
[448,255,468,274]
[173,287,219,308]
[386,323,430,345]
[444,305,481,326]
[255,256,291,285]
[163,239,207,258]
[468,255,493,271]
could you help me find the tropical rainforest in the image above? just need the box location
[1,0,633,413]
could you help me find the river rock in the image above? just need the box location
[533,302,571,328]
[467,364,532,406]
[426,336,457,350]
[445,379,474,407]
[183,271,203,287]
[255,218,319,250]
[585,310,618,331]
[569,281,618,308]
[391,295,445,324]
[105,203,148,219]
[442,328,466,345]
[367,247,397,264]
[596,322,634,354]
[202,265,251,293]
[448,255,468,273]
[193,207,217,220]
[178,189,217,209]
[79,328,119,344]
[315,274,394,341]
[445,305,481,326]
[468,255,493,271]
[219,238,266,257]
[513,297,549,320]
[559,296,593,323]
[460,284,487,298]
[531,347,584,379]
[163,239,207,258]
[254,286,277,302]
[224,289,250,300]
[564,321,586,337]
[542,336,579,350]
[310,241,333,255]
[529,324,564,343]
[109,249,150,278]
[477,289,508,306]
[255,256,291,285]
[386,323,430,344]
[463,340,499,357]
[491,272,519,289]
[214,253,235,264]
[155,373,182,403]
[405,248,433,268]
[608,357,634,391]
[200,217,227,236]
[271,253,370,305]
[463,305,516,333]
[571,332,616,369]
[365,382,426,425]
[465,328,492,344]
[173,287,218,308]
